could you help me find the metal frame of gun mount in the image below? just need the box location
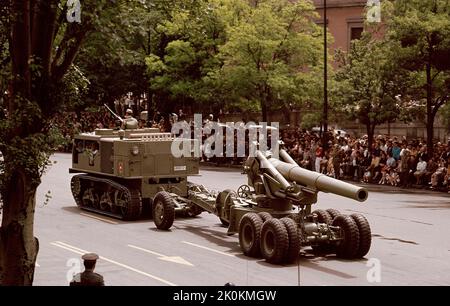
[153,147,372,265]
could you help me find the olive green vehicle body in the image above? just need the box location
[69,128,201,220]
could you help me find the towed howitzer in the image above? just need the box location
[150,146,372,265]
[212,148,372,264]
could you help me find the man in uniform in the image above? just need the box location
[121,108,138,129]
[70,253,105,286]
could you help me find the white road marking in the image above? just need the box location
[127,244,194,266]
[51,242,84,255]
[128,244,164,257]
[51,241,176,286]
[181,241,236,257]
[35,263,40,267]
[80,212,119,224]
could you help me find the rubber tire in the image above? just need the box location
[238,213,263,258]
[216,189,235,227]
[280,218,301,263]
[312,209,332,225]
[351,214,371,258]
[258,212,273,223]
[332,215,360,259]
[260,218,289,264]
[326,209,341,221]
[152,191,175,230]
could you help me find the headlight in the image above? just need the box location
[131,145,139,156]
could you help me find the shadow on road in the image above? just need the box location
[61,206,154,224]
[399,199,450,210]
[173,223,242,254]
[170,219,365,280]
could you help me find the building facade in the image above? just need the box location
[313,0,367,53]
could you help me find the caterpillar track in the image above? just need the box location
[71,174,142,220]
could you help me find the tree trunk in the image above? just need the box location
[426,62,434,157]
[1,0,39,286]
[1,0,99,287]
[260,87,267,123]
[0,167,39,285]
[367,122,375,152]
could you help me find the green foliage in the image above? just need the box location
[333,33,406,143]
[75,0,156,105]
[0,97,65,190]
[301,113,322,130]
[216,0,324,119]
[0,0,124,190]
[0,2,10,106]
[386,0,450,130]
[144,0,228,114]
[333,0,449,151]
[144,0,326,118]
[59,65,90,110]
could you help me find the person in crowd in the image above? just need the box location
[413,157,427,185]
[315,143,324,173]
[392,141,401,160]
[443,157,450,193]
[398,144,410,187]
[430,159,447,190]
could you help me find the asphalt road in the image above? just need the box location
[32,153,450,286]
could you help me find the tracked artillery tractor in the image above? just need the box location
[153,147,372,264]
[69,128,203,221]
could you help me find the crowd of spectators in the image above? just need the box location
[51,111,116,152]
[280,128,450,193]
[51,111,450,194]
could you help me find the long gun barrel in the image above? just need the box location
[268,157,368,202]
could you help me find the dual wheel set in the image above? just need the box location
[144,189,373,264]
[238,209,372,265]
[238,212,302,265]
[311,209,372,259]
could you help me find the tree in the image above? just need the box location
[215,0,323,122]
[440,102,450,135]
[0,0,119,285]
[75,0,162,111]
[0,2,10,106]
[145,0,227,116]
[333,33,406,150]
[387,0,450,156]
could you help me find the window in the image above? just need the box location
[347,18,364,50]
[350,27,363,41]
